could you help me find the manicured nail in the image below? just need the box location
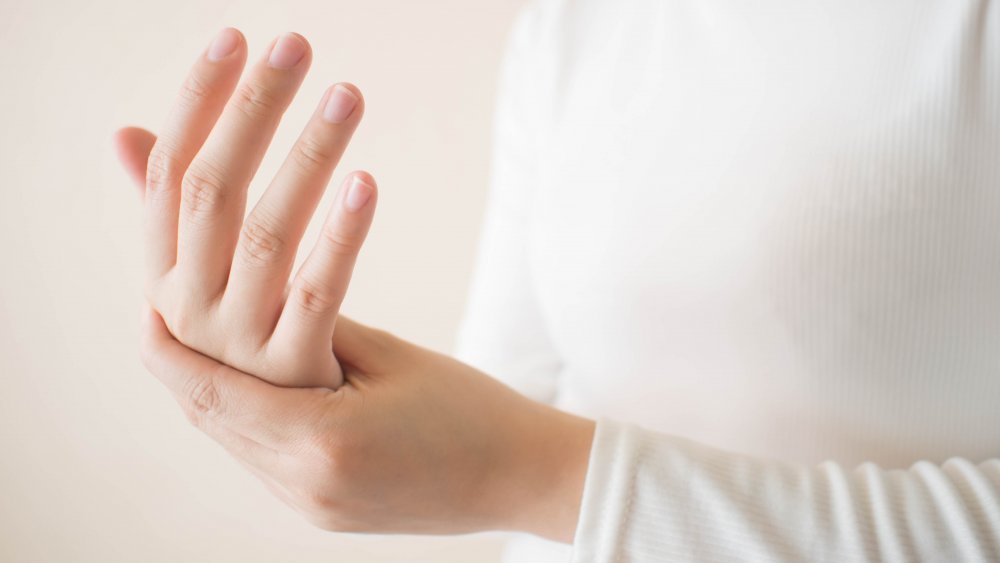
[268,33,307,69]
[207,28,240,61]
[323,85,359,123]
[344,176,373,211]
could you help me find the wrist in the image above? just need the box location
[494,401,596,543]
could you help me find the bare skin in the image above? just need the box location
[115,28,595,542]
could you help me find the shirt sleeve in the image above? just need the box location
[572,418,1000,562]
[452,2,562,404]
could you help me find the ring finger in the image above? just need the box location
[222,82,364,332]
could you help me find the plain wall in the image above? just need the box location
[0,0,527,560]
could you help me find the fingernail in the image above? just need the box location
[344,176,373,211]
[268,33,307,69]
[207,28,240,61]
[323,85,359,123]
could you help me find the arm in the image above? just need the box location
[119,26,1000,559]
[117,25,594,543]
[134,284,1000,556]
[573,419,1000,562]
[467,4,1000,559]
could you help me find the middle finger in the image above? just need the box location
[175,32,311,299]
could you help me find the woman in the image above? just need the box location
[113,1,1000,561]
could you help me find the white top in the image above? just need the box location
[454,1,1000,561]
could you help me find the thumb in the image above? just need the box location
[112,126,157,195]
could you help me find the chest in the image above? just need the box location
[528,1,1000,378]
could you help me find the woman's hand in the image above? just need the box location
[114,28,373,388]
[119,27,596,541]
[138,304,595,542]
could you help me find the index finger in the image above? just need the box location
[138,303,323,450]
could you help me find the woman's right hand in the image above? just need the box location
[113,28,374,389]
[137,305,596,541]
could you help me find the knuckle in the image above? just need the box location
[295,452,366,531]
[232,81,279,121]
[313,432,360,484]
[181,163,229,221]
[309,434,344,469]
[164,305,193,343]
[294,466,348,510]
[320,226,362,258]
[164,298,225,356]
[145,147,180,197]
[293,277,337,317]
[237,217,286,268]
[181,373,222,426]
[289,137,332,172]
[177,72,212,108]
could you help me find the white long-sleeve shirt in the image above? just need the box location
[453,1,1000,561]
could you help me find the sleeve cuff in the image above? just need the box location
[570,418,640,562]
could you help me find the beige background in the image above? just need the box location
[0,0,527,560]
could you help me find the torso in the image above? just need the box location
[528,0,1000,468]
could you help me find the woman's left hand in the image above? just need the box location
[138,303,594,542]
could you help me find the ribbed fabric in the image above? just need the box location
[454,0,1000,560]
[573,420,1000,562]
